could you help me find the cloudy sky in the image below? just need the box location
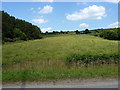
[2,1,118,32]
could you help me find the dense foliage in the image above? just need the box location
[2,11,42,42]
[99,28,120,40]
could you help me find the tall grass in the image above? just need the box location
[2,35,119,82]
[3,35,118,64]
[3,61,118,82]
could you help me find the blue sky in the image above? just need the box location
[2,2,118,32]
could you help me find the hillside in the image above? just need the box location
[3,35,119,82]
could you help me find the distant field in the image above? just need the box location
[2,34,119,82]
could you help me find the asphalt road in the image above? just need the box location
[3,78,118,88]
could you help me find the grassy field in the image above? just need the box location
[2,34,119,82]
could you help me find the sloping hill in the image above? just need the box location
[3,35,119,82]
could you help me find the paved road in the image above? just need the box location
[3,78,118,88]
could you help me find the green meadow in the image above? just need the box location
[2,34,119,82]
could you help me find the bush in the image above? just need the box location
[94,33,99,36]
[66,54,120,65]
[99,29,119,40]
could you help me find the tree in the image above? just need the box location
[84,29,91,34]
[13,28,27,40]
[60,31,64,34]
[75,30,80,34]
[2,11,42,42]
[45,31,48,34]
[52,31,56,34]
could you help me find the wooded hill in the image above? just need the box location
[2,11,42,42]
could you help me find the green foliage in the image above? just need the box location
[66,54,120,65]
[13,28,27,40]
[2,11,42,42]
[99,29,119,40]
[42,31,69,35]
[84,29,91,34]
[75,30,80,34]
[94,33,100,36]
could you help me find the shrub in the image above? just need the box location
[99,29,119,40]
[66,54,120,65]
[94,33,99,36]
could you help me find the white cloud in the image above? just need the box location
[30,8,34,10]
[79,23,89,28]
[66,5,106,21]
[38,7,41,10]
[39,5,53,14]
[108,22,120,28]
[32,19,48,24]
[30,8,36,13]
[41,27,52,32]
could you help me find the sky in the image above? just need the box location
[2,2,119,32]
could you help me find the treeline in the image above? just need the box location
[75,28,120,40]
[42,31,69,35]
[2,11,42,42]
[42,28,120,40]
[42,29,92,35]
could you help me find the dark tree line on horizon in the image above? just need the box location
[42,29,91,35]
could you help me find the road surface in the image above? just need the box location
[3,78,118,88]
